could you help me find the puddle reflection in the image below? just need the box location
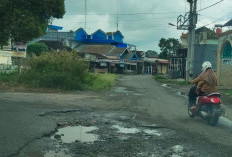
[51,126,99,143]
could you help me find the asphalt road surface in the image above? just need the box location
[1,75,232,157]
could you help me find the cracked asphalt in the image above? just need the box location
[1,75,232,157]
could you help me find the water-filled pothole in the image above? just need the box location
[51,126,99,143]
[44,149,72,157]
[143,129,162,136]
[112,125,140,134]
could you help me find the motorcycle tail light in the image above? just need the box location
[209,96,221,104]
[198,96,221,104]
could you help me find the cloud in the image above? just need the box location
[53,0,232,52]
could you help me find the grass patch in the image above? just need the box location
[153,74,190,85]
[86,73,116,91]
[225,90,232,96]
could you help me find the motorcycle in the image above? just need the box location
[188,92,225,126]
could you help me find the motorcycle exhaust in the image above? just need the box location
[200,111,209,118]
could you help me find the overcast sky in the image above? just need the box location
[52,0,232,52]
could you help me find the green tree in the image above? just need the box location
[145,50,158,57]
[0,0,65,46]
[27,43,48,56]
[158,38,181,59]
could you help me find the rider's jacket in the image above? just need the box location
[190,68,217,94]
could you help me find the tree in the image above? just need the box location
[158,38,181,59]
[145,50,158,57]
[27,43,48,56]
[0,0,65,46]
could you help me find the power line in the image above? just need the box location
[197,0,224,12]
[64,11,185,16]
[197,11,232,28]
[57,16,178,24]
[85,25,169,32]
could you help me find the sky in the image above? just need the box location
[52,0,232,52]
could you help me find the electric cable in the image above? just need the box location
[197,0,224,12]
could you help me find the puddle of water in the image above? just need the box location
[143,129,162,136]
[133,93,143,96]
[114,87,130,94]
[44,150,72,157]
[51,126,99,143]
[112,125,140,134]
[172,145,184,153]
[161,84,169,88]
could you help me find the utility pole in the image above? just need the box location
[116,0,119,31]
[177,0,198,81]
[188,0,197,81]
[85,0,87,30]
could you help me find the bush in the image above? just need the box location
[27,43,48,56]
[86,73,116,90]
[19,51,90,90]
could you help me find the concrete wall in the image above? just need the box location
[0,51,12,65]
[157,64,168,75]
[193,44,217,77]
[217,32,232,87]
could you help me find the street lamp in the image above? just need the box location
[168,23,176,27]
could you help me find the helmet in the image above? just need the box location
[202,61,212,71]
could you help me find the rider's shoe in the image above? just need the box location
[190,105,197,111]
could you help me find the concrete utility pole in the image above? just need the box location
[85,0,87,30]
[188,0,197,81]
[176,0,198,81]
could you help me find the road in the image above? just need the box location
[0,75,232,157]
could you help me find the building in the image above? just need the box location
[32,25,146,74]
[170,26,219,79]
[143,57,169,75]
[216,19,232,87]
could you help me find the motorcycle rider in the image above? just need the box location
[188,61,217,110]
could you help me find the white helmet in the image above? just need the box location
[202,61,212,71]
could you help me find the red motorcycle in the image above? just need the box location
[188,92,225,126]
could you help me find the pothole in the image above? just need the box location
[44,149,72,157]
[112,125,140,134]
[51,126,99,143]
[143,129,162,136]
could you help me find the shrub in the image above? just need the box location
[19,51,90,90]
[27,43,48,56]
[86,73,116,90]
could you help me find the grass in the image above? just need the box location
[0,72,116,92]
[225,90,232,96]
[153,74,190,85]
[86,73,116,91]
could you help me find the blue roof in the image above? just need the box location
[49,25,63,30]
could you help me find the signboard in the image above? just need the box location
[12,42,26,58]
[120,63,125,68]
[222,59,232,65]
[100,62,107,66]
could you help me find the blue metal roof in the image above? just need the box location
[49,25,63,30]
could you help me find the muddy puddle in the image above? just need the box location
[112,125,140,134]
[112,124,162,136]
[113,87,142,96]
[51,126,99,143]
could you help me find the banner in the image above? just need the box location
[12,42,26,58]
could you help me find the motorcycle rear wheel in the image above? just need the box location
[206,106,219,126]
